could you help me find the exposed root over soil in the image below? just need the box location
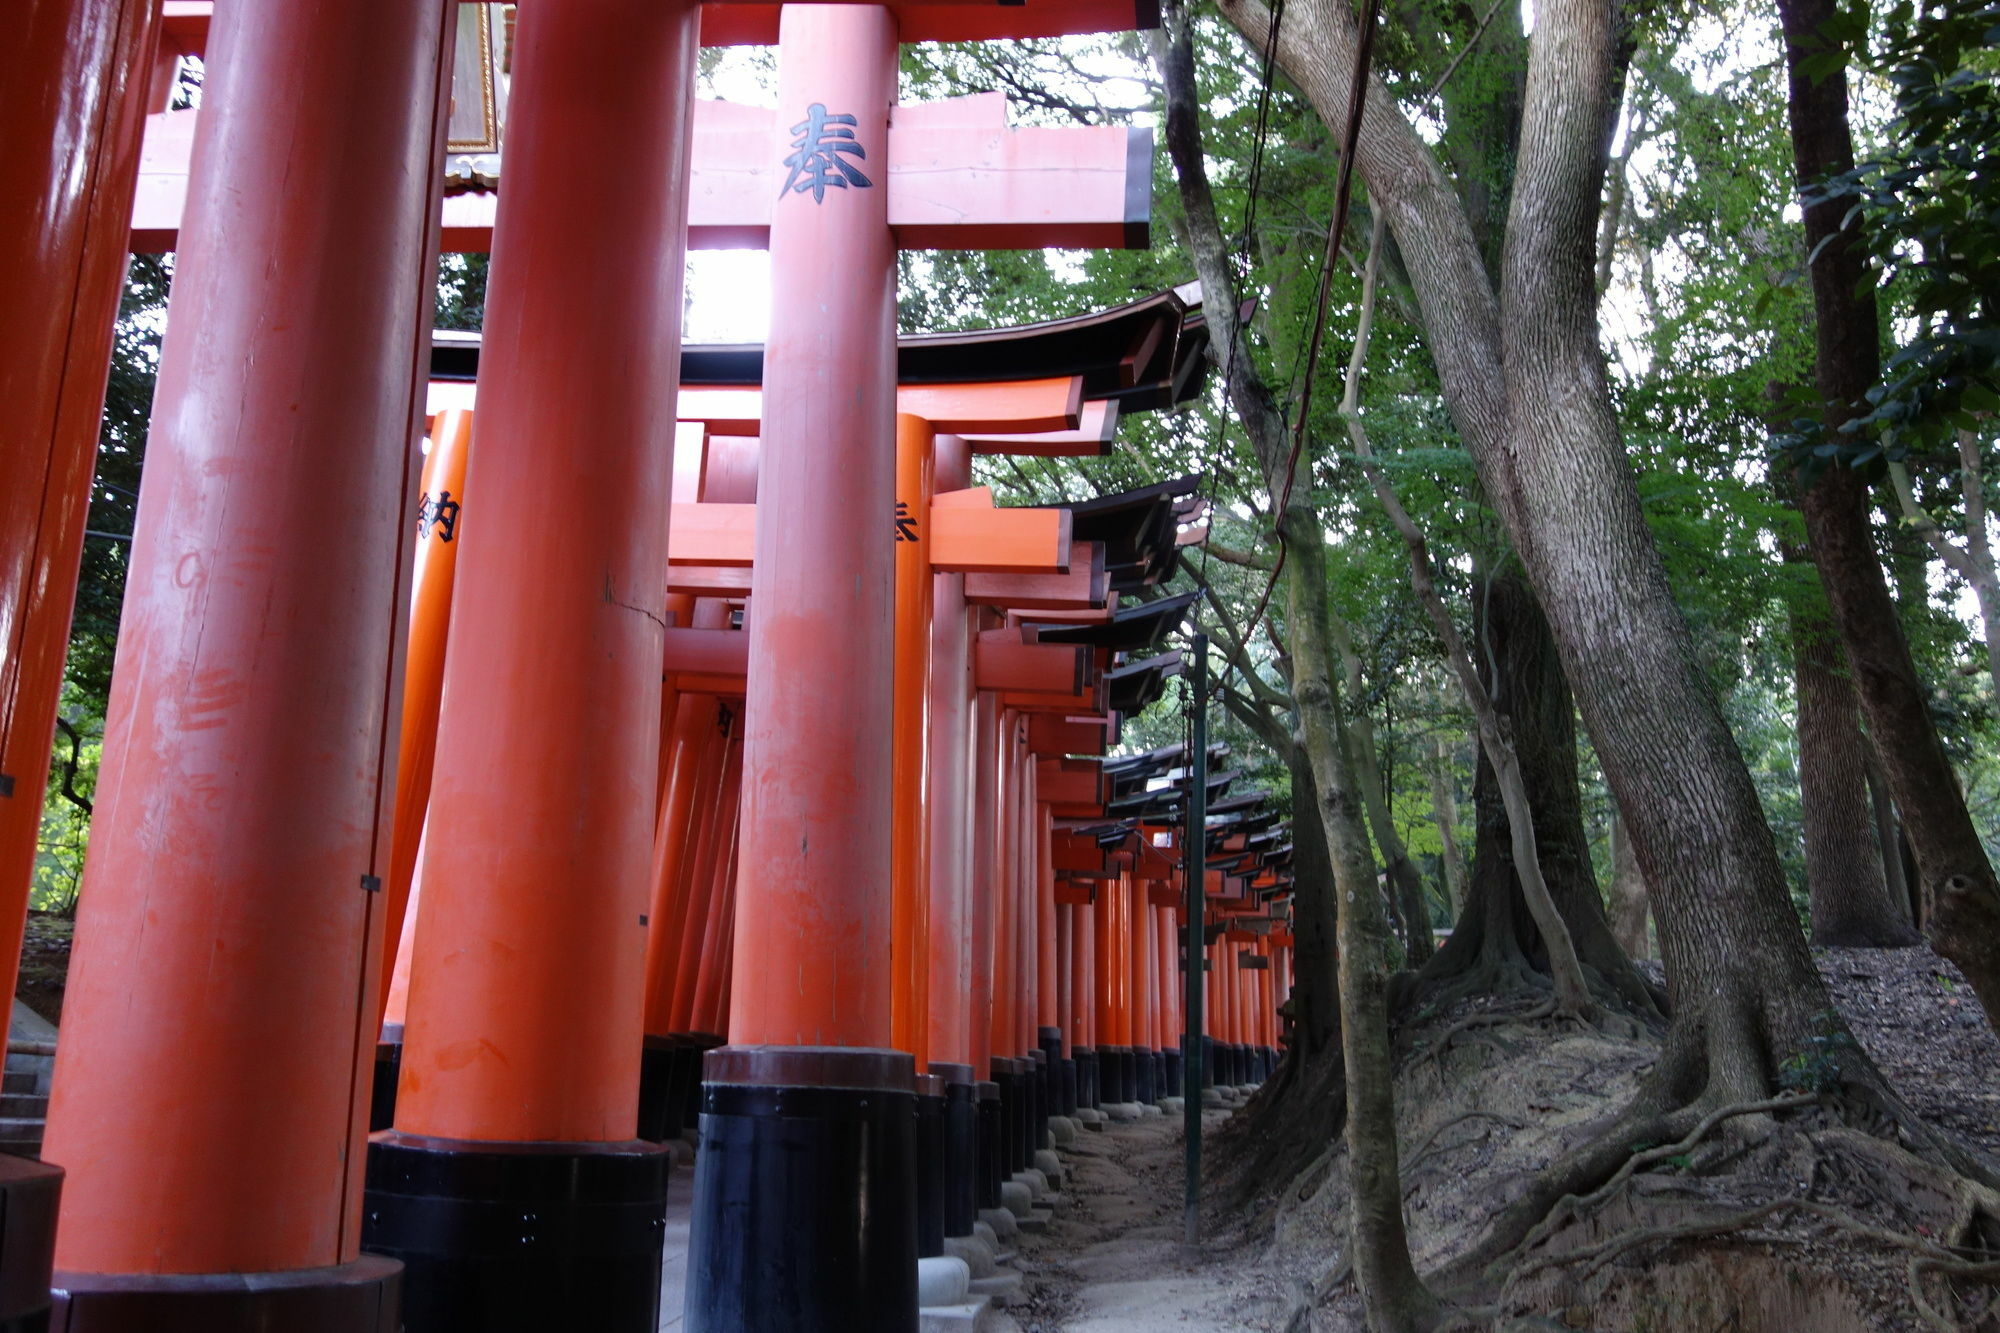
[1222,944,2000,1331]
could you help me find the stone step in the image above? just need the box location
[0,1094,47,1119]
[2,1072,33,1095]
[920,1295,998,1332]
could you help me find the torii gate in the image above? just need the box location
[16,6,1161,1333]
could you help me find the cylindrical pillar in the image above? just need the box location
[0,8,161,1318]
[637,691,716,1143]
[670,715,744,1032]
[367,3,699,1328]
[686,9,914,1331]
[968,687,1002,1201]
[1129,876,1156,1104]
[925,437,977,1234]
[893,415,936,1064]
[45,0,452,1323]
[0,0,159,1046]
[376,408,473,1028]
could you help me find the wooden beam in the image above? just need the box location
[974,637,1088,695]
[963,542,1108,610]
[662,627,748,677]
[666,503,754,567]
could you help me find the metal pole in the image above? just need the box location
[1182,632,1209,1246]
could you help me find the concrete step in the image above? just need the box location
[2,1072,33,1095]
[0,1094,46,1119]
[921,1295,998,1332]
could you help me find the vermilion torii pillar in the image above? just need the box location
[40,0,454,1326]
[0,2,159,1323]
[685,10,909,1330]
[364,2,700,1329]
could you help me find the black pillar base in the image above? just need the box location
[679,1033,726,1135]
[1025,1050,1048,1154]
[1134,1046,1157,1104]
[636,1034,686,1142]
[1164,1047,1182,1098]
[1076,1048,1097,1110]
[54,1257,401,1333]
[989,1059,1024,1175]
[1035,1028,1061,1131]
[362,1132,667,1333]
[974,1081,1003,1210]
[1059,1058,1077,1118]
[0,1156,58,1333]
[685,1047,916,1333]
[930,1063,978,1238]
[914,1075,947,1259]
[1108,1046,1131,1105]
[370,1035,401,1132]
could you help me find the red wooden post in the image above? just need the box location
[687,9,916,1329]
[0,0,158,1055]
[43,1,451,1323]
[924,433,980,1237]
[369,2,700,1326]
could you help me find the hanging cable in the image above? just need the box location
[1236,0,1384,649]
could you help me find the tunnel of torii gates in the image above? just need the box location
[0,0,1302,1330]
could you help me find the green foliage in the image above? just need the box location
[1780,0,2000,470]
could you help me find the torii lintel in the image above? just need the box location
[133,92,1151,253]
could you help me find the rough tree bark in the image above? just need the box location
[1161,14,1438,1328]
[1606,809,1651,960]
[1340,217,1594,1021]
[1778,0,2000,1027]
[1220,0,1909,1274]
[1861,740,1915,926]
[1409,569,1656,1016]
[1787,567,1917,946]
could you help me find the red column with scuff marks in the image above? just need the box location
[926,438,974,1068]
[45,0,452,1276]
[727,2,900,1052]
[0,0,159,1030]
[394,0,699,1144]
[892,414,936,1064]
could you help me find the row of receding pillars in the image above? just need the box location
[0,1,1295,1330]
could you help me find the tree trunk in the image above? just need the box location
[1330,611,1435,965]
[1284,509,1439,1332]
[1429,734,1468,922]
[1607,808,1651,961]
[1219,0,1839,1109]
[1287,747,1345,1062]
[1412,569,1655,1013]
[1778,0,2000,1027]
[1159,15,1436,1325]
[1861,739,1914,926]
[1790,584,1917,946]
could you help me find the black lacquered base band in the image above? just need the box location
[975,1081,1004,1209]
[0,1158,59,1333]
[685,1047,916,1333]
[54,1257,402,1333]
[914,1077,946,1259]
[361,1132,669,1333]
[931,1064,979,1238]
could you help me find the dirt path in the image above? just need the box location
[1003,1107,1302,1332]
